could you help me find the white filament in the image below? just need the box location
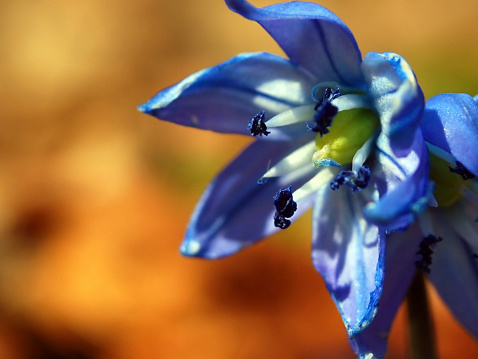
[332,94,370,112]
[265,104,315,127]
[293,167,337,203]
[261,141,316,179]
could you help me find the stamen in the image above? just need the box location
[307,87,341,136]
[292,167,337,203]
[332,94,371,112]
[273,186,297,229]
[248,110,270,137]
[260,141,316,181]
[264,105,315,128]
[330,165,371,192]
[415,234,442,274]
[449,161,476,180]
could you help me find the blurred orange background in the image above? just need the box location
[0,0,477,358]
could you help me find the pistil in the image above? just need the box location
[314,108,379,166]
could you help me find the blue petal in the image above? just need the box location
[421,93,478,176]
[225,0,364,87]
[365,132,432,231]
[181,138,315,259]
[429,219,478,339]
[350,226,421,358]
[311,185,385,337]
[139,52,316,136]
[361,52,425,157]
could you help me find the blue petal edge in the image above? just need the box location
[350,226,421,358]
[361,52,425,157]
[421,93,478,176]
[225,0,364,87]
[139,52,316,136]
[312,186,386,338]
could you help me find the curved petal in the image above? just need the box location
[181,138,315,259]
[139,52,316,136]
[225,0,364,87]
[421,93,478,176]
[361,52,425,157]
[365,132,432,231]
[311,184,385,338]
[350,226,421,358]
[429,220,478,339]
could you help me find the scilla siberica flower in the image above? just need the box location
[352,94,478,357]
[139,0,432,357]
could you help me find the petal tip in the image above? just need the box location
[180,238,203,257]
[359,353,379,359]
[225,0,255,17]
[137,102,151,114]
[346,296,380,338]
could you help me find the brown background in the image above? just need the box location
[0,0,477,358]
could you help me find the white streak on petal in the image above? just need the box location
[266,105,315,127]
[256,79,309,104]
[252,97,291,114]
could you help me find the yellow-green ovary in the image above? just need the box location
[314,108,380,165]
[429,154,465,207]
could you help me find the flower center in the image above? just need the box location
[312,108,379,167]
[429,153,469,207]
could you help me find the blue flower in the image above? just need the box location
[139,0,431,355]
[352,94,478,358]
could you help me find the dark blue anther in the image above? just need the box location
[449,161,475,180]
[307,87,341,136]
[330,165,371,192]
[248,110,270,137]
[273,186,297,229]
[415,235,442,273]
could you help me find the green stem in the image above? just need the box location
[406,271,439,359]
